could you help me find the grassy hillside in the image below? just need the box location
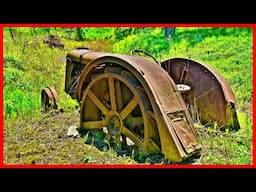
[3,27,253,165]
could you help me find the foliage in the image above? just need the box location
[4,29,79,120]
[194,112,252,164]
[77,28,114,41]
[113,28,170,57]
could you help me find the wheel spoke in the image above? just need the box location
[120,97,138,120]
[115,80,123,111]
[122,126,143,147]
[81,73,150,154]
[108,77,117,111]
[125,116,144,129]
[87,89,109,115]
[82,120,108,129]
[129,117,143,128]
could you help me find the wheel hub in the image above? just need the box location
[107,111,123,136]
[111,115,121,128]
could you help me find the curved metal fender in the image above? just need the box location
[74,51,201,162]
[161,58,240,130]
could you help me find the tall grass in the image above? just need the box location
[4,30,80,121]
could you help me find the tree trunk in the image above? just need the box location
[76,28,84,41]
[9,28,15,42]
[164,28,176,39]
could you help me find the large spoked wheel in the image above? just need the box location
[80,69,160,154]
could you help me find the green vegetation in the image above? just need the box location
[3,27,253,165]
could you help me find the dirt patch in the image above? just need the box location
[4,110,138,165]
[4,110,202,165]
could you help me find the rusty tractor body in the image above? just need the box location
[64,48,240,162]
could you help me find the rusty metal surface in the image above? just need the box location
[66,49,201,162]
[41,87,58,113]
[161,58,240,130]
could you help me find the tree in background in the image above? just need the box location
[164,28,176,39]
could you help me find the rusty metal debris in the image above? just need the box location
[43,35,64,49]
[61,48,240,162]
[41,87,58,113]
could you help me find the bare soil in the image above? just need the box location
[4,110,139,165]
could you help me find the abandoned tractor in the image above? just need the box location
[53,47,239,162]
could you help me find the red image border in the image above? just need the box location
[0,23,254,169]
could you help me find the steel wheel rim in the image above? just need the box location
[80,72,156,151]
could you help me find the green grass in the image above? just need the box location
[4,32,80,120]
